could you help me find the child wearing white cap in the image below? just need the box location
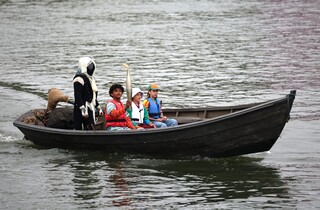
[127,88,156,129]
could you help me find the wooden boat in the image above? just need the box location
[13,90,296,158]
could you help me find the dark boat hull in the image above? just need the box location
[13,91,296,158]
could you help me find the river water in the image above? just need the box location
[1,0,319,209]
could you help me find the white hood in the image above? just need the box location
[78,57,96,76]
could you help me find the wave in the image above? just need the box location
[0,133,20,142]
[0,81,47,100]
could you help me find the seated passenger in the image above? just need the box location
[142,83,178,128]
[105,84,136,130]
[127,88,156,129]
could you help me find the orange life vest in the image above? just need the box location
[105,100,126,128]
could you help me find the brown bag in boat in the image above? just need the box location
[47,88,69,112]
[46,108,74,129]
[22,116,38,125]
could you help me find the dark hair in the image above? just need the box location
[109,83,124,97]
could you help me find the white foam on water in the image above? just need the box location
[0,133,20,143]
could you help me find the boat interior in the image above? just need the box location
[18,102,259,130]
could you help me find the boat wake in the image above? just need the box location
[0,133,20,143]
[0,81,47,100]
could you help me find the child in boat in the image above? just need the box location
[142,83,178,128]
[127,88,156,129]
[105,84,136,130]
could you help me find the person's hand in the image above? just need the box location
[125,100,131,109]
[80,105,89,118]
[158,116,167,122]
[97,106,103,116]
[136,126,144,130]
[150,123,156,128]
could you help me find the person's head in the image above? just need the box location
[131,88,143,102]
[147,83,160,98]
[78,57,96,76]
[109,83,124,100]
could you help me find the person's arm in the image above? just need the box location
[126,108,137,127]
[95,92,103,116]
[106,103,126,118]
[126,116,136,129]
[73,81,84,108]
[74,80,89,118]
[143,106,152,125]
[142,100,149,110]
[110,109,126,118]
[95,92,99,107]
[148,114,165,122]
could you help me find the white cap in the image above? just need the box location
[132,88,143,98]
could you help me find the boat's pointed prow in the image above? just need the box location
[286,90,297,122]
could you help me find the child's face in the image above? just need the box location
[149,89,158,98]
[133,93,142,102]
[111,88,123,100]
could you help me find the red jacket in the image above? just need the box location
[105,100,135,129]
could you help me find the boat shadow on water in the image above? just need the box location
[45,150,294,207]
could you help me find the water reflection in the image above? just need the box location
[70,160,103,202]
[109,162,133,207]
[47,152,134,208]
[47,151,293,208]
[132,156,291,202]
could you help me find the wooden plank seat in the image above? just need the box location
[174,116,204,124]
